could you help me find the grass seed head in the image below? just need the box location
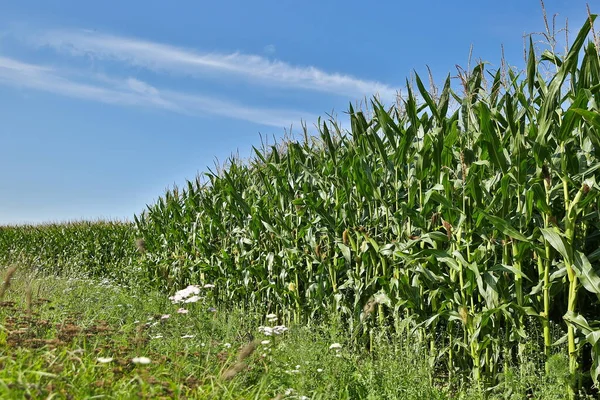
[0,266,18,301]
[25,282,33,316]
[362,296,377,317]
[237,339,258,362]
[221,361,247,380]
[135,238,146,254]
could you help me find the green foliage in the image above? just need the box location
[132,18,600,395]
[0,221,138,283]
[0,268,576,399]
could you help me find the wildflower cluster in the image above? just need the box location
[256,313,288,360]
[169,284,215,303]
[258,325,288,336]
[169,285,201,304]
[259,313,288,336]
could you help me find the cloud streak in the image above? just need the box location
[0,56,317,128]
[35,29,399,101]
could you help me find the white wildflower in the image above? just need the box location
[258,326,273,336]
[131,357,151,364]
[266,313,277,322]
[169,285,201,304]
[96,357,113,363]
[273,325,288,335]
[183,295,201,304]
[329,343,342,350]
[176,308,189,314]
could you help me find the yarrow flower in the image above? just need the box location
[176,308,189,314]
[266,313,277,322]
[259,326,274,336]
[96,357,113,363]
[169,285,201,304]
[259,324,288,336]
[161,314,170,319]
[131,357,151,365]
[329,343,343,357]
[183,295,201,304]
[273,325,288,334]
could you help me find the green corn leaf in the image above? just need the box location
[337,243,352,264]
[564,311,593,335]
[541,228,572,265]
[479,103,508,172]
[550,266,568,281]
[489,264,531,281]
[592,344,600,387]
[527,36,536,96]
[481,212,528,242]
[572,251,600,294]
[537,15,595,142]
[415,72,440,122]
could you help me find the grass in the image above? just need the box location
[0,265,585,399]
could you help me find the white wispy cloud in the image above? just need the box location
[33,29,399,101]
[0,56,316,127]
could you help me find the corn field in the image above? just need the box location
[1,14,600,397]
[131,18,600,394]
[0,221,138,282]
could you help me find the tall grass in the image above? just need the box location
[132,17,600,395]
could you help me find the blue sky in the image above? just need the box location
[0,0,595,224]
